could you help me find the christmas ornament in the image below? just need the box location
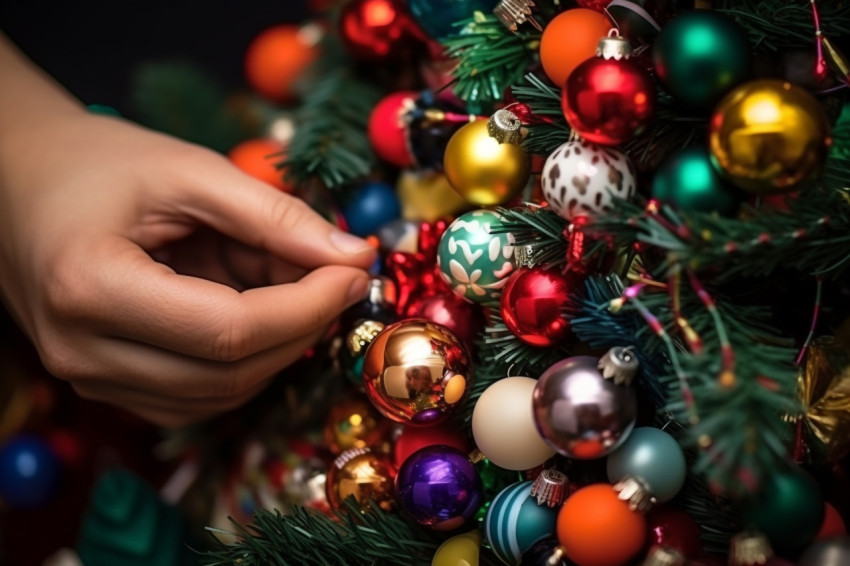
[541,139,637,222]
[795,337,850,461]
[395,445,482,530]
[532,355,638,459]
[606,0,663,45]
[539,8,613,88]
[368,91,417,168]
[499,267,576,347]
[323,396,387,455]
[484,480,559,566]
[728,531,793,566]
[596,346,640,386]
[494,0,542,32]
[645,506,703,560]
[709,79,831,194]
[520,536,569,566]
[397,170,469,222]
[339,0,418,61]
[473,454,522,521]
[405,90,471,171]
[472,377,556,471]
[376,219,419,253]
[437,210,517,305]
[244,23,320,102]
[651,146,741,215]
[562,33,656,145]
[325,446,396,512]
[342,181,402,237]
[557,483,646,566]
[386,220,452,313]
[407,0,501,40]
[652,11,752,108]
[431,530,482,566]
[529,468,569,508]
[607,427,687,504]
[817,502,847,540]
[443,112,530,206]
[741,466,824,555]
[281,457,330,513]
[393,423,469,469]
[227,138,290,192]
[0,434,60,508]
[362,319,472,425]
[338,276,399,385]
[797,535,850,566]
[406,292,485,349]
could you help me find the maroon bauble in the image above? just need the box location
[406,292,485,348]
[339,0,417,61]
[575,0,609,11]
[394,424,470,469]
[561,56,655,145]
[500,267,576,347]
[646,506,703,560]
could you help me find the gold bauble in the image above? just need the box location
[797,337,850,461]
[443,119,530,206]
[322,396,386,455]
[396,170,469,222]
[325,446,396,512]
[709,79,831,194]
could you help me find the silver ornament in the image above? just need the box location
[532,356,637,459]
[598,346,639,385]
[541,140,636,222]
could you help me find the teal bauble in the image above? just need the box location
[652,11,752,108]
[741,467,824,556]
[652,146,741,215]
[407,0,501,40]
[438,210,517,305]
[484,481,558,566]
[606,427,687,504]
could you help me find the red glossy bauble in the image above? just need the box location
[368,91,417,168]
[500,267,577,347]
[646,506,703,560]
[406,292,485,348]
[561,56,655,146]
[816,502,847,540]
[393,424,470,469]
[339,0,416,61]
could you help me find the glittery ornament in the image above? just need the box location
[541,139,637,222]
[362,319,472,426]
[484,481,559,565]
[326,447,396,512]
[437,210,517,305]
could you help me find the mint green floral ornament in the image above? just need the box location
[438,210,517,305]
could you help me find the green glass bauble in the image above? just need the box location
[741,467,824,556]
[651,146,742,215]
[652,11,752,108]
[407,0,501,40]
[438,210,517,305]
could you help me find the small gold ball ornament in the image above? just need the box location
[709,79,831,194]
[443,110,530,206]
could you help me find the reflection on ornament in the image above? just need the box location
[339,0,418,61]
[709,80,831,194]
[484,481,559,565]
[393,423,469,469]
[363,319,472,425]
[646,506,703,560]
[651,146,741,215]
[326,446,396,512]
[396,169,469,222]
[500,267,577,347]
[406,292,485,349]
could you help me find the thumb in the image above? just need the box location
[180,157,377,270]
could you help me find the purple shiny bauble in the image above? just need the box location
[395,445,482,531]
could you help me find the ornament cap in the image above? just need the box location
[641,546,686,566]
[598,346,639,385]
[513,244,535,267]
[596,30,633,60]
[613,475,656,512]
[346,320,386,356]
[529,468,569,507]
[493,0,542,32]
[367,276,397,308]
[487,109,523,145]
[729,531,774,566]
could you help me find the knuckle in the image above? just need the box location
[40,256,92,321]
[209,314,254,363]
[268,193,308,230]
[40,339,87,382]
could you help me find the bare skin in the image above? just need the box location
[0,33,376,427]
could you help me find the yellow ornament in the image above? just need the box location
[396,170,469,222]
[709,79,831,194]
[431,530,481,566]
[443,111,530,206]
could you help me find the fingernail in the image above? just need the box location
[347,275,370,304]
[331,230,373,255]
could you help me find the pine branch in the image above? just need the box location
[495,206,569,268]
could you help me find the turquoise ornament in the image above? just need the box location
[484,480,558,566]
[407,0,501,40]
[651,146,741,216]
[606,427,687,504]
[438,210,517,305]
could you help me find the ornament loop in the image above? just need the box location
[598,346,639,385]
[613,475,656,512]
[596,32,633,60]
[529,468,569,507]
[487,109,523,144]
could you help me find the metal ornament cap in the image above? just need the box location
[729,531,774,566]
[346,320,386,357]
[613,475,657,512]
[642,547,686,566]
[598,346,640,385]
[529,468,568,507]
[493,0,542,32]
[597,32,633,61]
[487,109,523,145]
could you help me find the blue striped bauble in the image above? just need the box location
[484,480,558,566]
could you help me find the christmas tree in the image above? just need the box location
[103,1,850,565]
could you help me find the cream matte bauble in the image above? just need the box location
[472,376,555,471]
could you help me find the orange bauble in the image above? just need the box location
[557,484,646,566]
[539,9,612,88]
[227,139,291,192]
[244,24,320,102]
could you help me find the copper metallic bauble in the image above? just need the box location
[325,446,396,512]
[362,319,472,426]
